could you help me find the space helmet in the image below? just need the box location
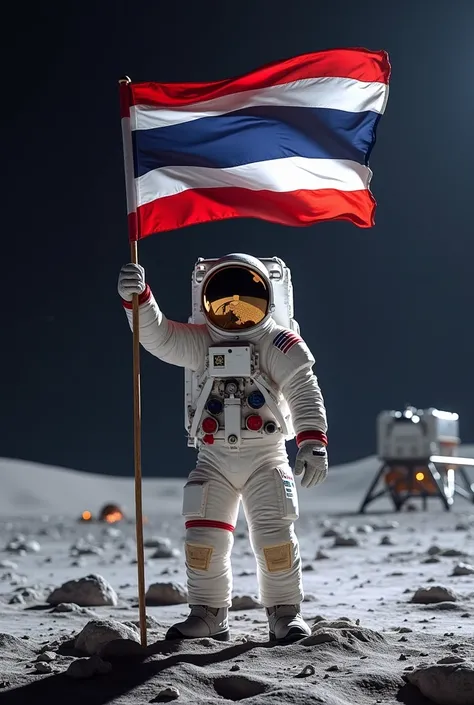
[201,253,273,336]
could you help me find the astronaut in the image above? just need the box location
[118,253,328,643]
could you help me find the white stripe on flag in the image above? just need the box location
[131,77,388,131]
[135,157,372,207]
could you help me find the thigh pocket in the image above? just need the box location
[275,467,299,521]
[182,481,209,518]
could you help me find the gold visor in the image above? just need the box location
[203,265,270,331]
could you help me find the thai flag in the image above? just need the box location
[120,48,390,239]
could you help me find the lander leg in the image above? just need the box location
[358,459,451,514]
[430,457,474,504]
[455,467,474,502]
[358,464,389,513]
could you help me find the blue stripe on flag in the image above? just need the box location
[132,106,379,178]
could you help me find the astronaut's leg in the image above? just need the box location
[166,465,240,641]
[242,464,310,643]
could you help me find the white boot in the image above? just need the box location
[266,604,311,643]
[166,605,230,641]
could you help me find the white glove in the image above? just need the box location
[294,443,328,488]
[118,263,146,302]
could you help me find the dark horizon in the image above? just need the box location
[3,1,473,478]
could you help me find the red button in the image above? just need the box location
[202,416,218,434]
[202,434,215,445]
[246,414,263,431]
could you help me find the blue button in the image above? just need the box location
[247,391,265,409]
[206,397,223,416]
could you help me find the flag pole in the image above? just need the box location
[119,75,147,648]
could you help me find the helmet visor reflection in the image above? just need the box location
[203,265,269,331]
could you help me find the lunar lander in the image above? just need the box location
[359,406,474,513]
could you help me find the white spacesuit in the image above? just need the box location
[118,253,328,643]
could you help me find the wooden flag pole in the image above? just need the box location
[119,76,147,648]
[130,238,147,648]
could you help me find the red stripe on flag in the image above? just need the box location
[135,186,376,238]
[129,49,390,108]
[185,520,235,532]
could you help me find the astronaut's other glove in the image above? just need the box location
[118,263,147,302]
[294,443,328,489]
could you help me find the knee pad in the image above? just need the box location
[250,524,298,574]
[185,525,233,571]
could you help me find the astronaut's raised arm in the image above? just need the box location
[122,286,209,371]
[267,332,328,445]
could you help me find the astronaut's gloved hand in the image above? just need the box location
[294,443,328,488]
[118,263,147,302]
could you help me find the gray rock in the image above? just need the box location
[370,521,399,531]
[0,560,18,570]
[315,549,330,560]
[34,662,53,674]
[150,538,180,559]
[145,582,187,606]
[322,527,340,538]
[70,542,103,557]
[455,523,469,531]
[50,602,96,616]
[65,654,112,679]
[407,662,474,705]
[333,535,359,547]
[231,595,261,611]
[154,686,180,701]
[47,574,118,607]
[125,615,161,632]
[380,535,395,546]
[439,548,465,558]
[427,545,442,555]
[75,619,140,656]
[5,539,40,554]
[303,617,383,648]
[144,537,171,549]
[438,656,466,665]
[9,588,43,604]
[8,594,25,605]
[451,562,474,576]
[410,585,458,604]
[36,651,56,663]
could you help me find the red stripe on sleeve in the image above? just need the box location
[296,430,328,448]
[121,284,151,309]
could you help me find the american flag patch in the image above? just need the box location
[273,330,302,354]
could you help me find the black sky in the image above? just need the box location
[3,1,473,478]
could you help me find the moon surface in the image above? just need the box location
[1,450,474,704]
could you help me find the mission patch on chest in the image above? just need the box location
[209,345,252,377]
